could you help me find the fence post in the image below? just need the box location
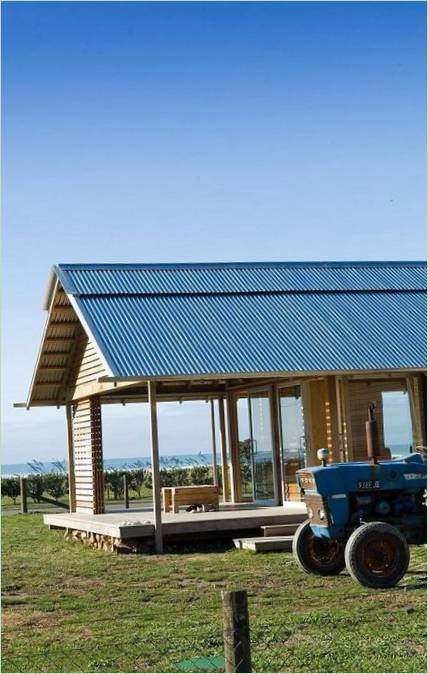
[123,474,129,509]
[222,590,252,673]
[20,477,28,514]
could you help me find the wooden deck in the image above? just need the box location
[44,502,307,543]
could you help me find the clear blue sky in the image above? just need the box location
[2,1,426,464]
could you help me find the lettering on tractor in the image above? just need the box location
[293,403,427,589]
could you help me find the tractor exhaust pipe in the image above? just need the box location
[366,402,379,464]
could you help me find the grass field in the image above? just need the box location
[2,514,426,673]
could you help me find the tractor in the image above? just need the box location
[293,404,426,588]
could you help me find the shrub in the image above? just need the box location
[44,473,66,500]
[189,465,211,485]
[160,469,175,487]
[2,477,20,504]
[27,475,45,503]
[128,468,146,498]
[143,471,152,491]
[104,470,124,500]
[172,468,189,486]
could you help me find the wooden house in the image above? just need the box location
[17,261,426,551]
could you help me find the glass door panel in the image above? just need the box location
[279,386,306,500]
[249,393,275,503]
[236,396,254,500]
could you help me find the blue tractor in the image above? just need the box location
[293,404,426,588]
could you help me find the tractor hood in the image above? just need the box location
[297,453,427,496]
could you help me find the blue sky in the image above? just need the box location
[2,1,426,464]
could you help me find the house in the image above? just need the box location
[18,261,427,551]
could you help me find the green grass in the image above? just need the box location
[2,514,426,673]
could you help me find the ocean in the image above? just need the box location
[2,444,412,477]
[2,453,218,477]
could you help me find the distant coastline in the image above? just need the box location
[2,444,412,477]
[2,453,218,477]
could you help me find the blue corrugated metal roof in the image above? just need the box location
[54,261,427,377]
[56,261,426,296]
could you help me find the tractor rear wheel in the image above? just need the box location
[293,520,345,575]
[345,522,409,589]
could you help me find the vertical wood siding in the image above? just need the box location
[72,397,104,514]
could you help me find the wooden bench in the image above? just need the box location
[162,485,219,513]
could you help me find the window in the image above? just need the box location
[381,391,413,457]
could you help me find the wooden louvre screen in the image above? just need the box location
[72,396,105,514]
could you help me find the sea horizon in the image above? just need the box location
[1,452,218,477]
[1,444,413,477]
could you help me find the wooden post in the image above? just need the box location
[148,381,163,554]
[341,377,353,461]
[210,400,219,487]
[20,477,28,514]
[66,404,76,512]
[123,474,129,509]
[269,386,282,505]
[226,393,239,503]
[218,396,229,502]
[326,376,341,463]
[222,590,252,673]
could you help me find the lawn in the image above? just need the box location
[2,514,426,673]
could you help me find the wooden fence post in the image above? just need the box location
[123,474,129,509]
[20,477,28,514]
[222,590,252,673]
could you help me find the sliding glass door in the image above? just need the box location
[278,385,307,500]
[249,392,276,503]
[235,390,277,504]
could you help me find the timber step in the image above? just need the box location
[261,523,300,537]
[233,536,294,552]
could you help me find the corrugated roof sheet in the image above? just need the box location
[56,261,426,296]
[53,261,427,377]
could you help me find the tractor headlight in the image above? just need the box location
[318,508,326,520]
[307,507,314,519]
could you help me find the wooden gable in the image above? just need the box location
[27,281,109,407]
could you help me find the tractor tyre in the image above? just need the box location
[345,521,409,589]
[292,519,346,575]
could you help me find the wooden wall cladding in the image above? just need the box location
[346,379,407,461]
[68,333,107,394]
[71,396,105,514]
[306,378,341,464]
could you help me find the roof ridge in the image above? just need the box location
[57,260,426,272]
[74,288,425,299]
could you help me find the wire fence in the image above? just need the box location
[3,562,427,674]
[1,612,310,673]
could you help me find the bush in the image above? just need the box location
[44,474,66,500]
[143,471,152,491]
[27,475,45,503]
[160,469,175,487]
[171,468,189,486]
[2,477,20,504]
[128,468,146,498]
[189,465,211,485]
[104,470,124,500]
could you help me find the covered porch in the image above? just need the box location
[18,261,426,553]
[47,368,425,552]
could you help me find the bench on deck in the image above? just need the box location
[162,485,219,513]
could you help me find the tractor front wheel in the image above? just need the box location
[292,520,346,575]
[345,522,409,589]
